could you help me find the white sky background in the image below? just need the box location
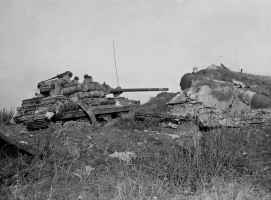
[0,0,271,109]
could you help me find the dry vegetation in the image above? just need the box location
[2,68,271,199]
[0,101,271,199]
[242,73,271,83]
[0,108,14,124]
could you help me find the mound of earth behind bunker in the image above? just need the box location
[139,92,176,113]
[182,64,271,96]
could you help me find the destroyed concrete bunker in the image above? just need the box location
[168,64,271,127]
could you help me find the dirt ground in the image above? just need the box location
[1,91,271,199]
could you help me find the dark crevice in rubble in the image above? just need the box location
[0,132,37,158]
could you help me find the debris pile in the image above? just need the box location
[136,64,271,128]
[170,64,271,127]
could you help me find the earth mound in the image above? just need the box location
[181,64,271,96]
[139,92,176,113]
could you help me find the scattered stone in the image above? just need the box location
[86,135,92,140]
[161,122,178,129]
[19,141,28,145]
[168,134,180,139]
[85,166,95,175]
[109,151,136,163]
[20,128,28,134]
[137,142,144,146]
[167,122,178,129]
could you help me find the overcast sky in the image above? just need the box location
[1,0,271,109]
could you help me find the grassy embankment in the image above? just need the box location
[0,118,270,199]
[0,107,14,124]
[0,100,270,199]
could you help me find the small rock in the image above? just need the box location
[109,151,136,163]
[167,122,178,129]
[263,166,270,171]
[169,134,180,139]
[19,141,28,145]
[144,130,148,132]
[82,142,88,147]
[86,135,92,140]
[137,142,144,146]
[20,129,28,134]
[63,141,69,146]
[85,165,95,175]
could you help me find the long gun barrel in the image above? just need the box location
[111,88,169,93]
[110,88,169,97]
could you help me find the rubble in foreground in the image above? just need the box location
[1,116,271,199]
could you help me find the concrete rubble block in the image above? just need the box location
[233,79,246,88]
[172,64,271,127]
[109,151,136,163]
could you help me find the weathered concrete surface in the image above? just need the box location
[171,64,271,127]
[181,64,271,96]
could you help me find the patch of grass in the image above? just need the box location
[186,178,270,200]
[133,128,242,189]
[114,116,270,191]
[131,124,271,192]
[2,160,269,200]
[1,122,271,199]
[0,107,14,124]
